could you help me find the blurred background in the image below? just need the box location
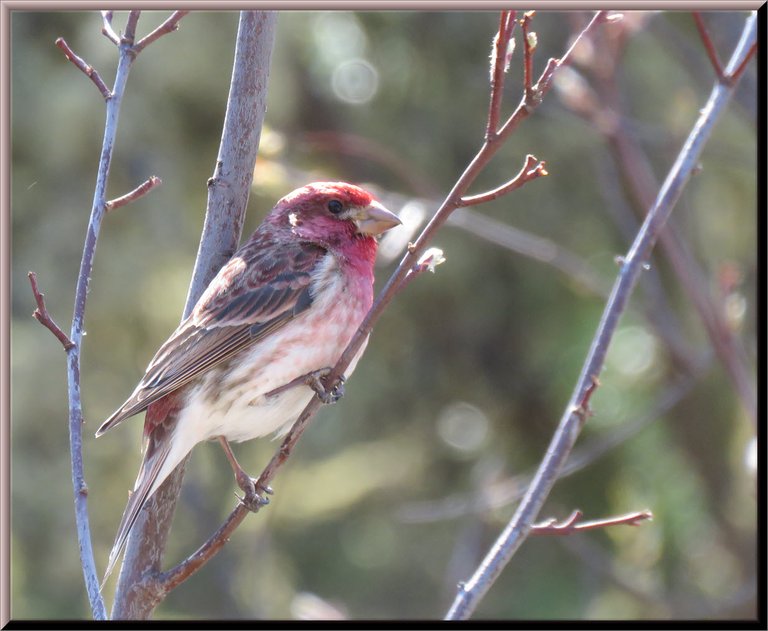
[10,10,757,620]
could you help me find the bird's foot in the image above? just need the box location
[234,469,273,513]
[305,368,345,404]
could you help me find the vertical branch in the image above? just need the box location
[444,11,757,620]
[110,11,277,620]
[65,18,140,621]
[486,10,515,137]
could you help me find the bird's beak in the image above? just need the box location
[353,200,402,236]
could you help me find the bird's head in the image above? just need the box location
[269,182,401,254]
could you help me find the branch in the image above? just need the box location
[445,11,757,620]
[133,11,191,54]
[122,11,141,46]
[47,9,190,620]
[101,11,120,45]
[532,509,653,535]
[55,11,148,621]
[692,12,725,81]
[458,154,547,207]
[104,175,162,212]
[27,272,74,350]
[54,37,111,100]
[521,11,537,101]
[486,10,516,137]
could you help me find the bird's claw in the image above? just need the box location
[235,474,272,513]
[306,369,346,404]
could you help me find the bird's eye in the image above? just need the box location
[327,199,344,215]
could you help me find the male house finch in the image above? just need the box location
[97,182,401,582]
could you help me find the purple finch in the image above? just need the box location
[97,182,400,582]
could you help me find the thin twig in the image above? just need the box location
[54,38,111,100]
[28,272,75,350]
[521,11,537,101]
[693,12,725,81]
[133,11,191,54]
[101,11,120,45]
[532,509,653,535]
[530,12,614,106]
[458,155,547,206]
[726,42,756,84]
[105,175,162,212]
[122,11,141,46]
[445,12,757,620]
[487,10,516,137]
[56,10,147,620]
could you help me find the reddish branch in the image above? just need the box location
[532,509,652,535]
[521,11,537,101]
[28,272,74,350]
[693,12,756,86]
[458,154,547,206]
[55,38,111,100]
[487,10,516,137]
[134,11,191,54]
[101,11,120,45]
[693,12,725,81]
[105,176,162,212]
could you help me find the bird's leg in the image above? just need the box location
[264,367,346,404]
[217,436,272,512]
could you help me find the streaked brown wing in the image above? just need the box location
[96,241,324,436]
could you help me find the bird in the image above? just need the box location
[96,181,401,583]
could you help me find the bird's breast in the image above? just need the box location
[175,252,372,445]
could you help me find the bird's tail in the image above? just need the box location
[101,431,174,589]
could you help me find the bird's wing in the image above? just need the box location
[96,241,325,436]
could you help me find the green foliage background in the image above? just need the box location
[10,11,757,620]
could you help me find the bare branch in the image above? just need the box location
[54,38,111,100]
[28,272,75,351]
[122,11,141,46]
[101,11,120,45]
[726,42,756,84]
[496,11,609,143]
[105,176,162,212]
[521,11,537,101]
[530,11,612,105]
[693,12,725,81]
[458,154,547,207]
[487,10,516,137]
[133,11,191,54]
[532,509,653,535]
